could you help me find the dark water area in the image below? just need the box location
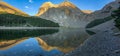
[0,28,91,56]
[0,29,58,41]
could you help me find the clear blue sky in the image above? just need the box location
[2,0,114,16]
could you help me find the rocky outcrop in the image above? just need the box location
[0,1,28,16]
[36,0,120,28]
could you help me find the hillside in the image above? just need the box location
[0,14,59,27]
[0,1,28,16]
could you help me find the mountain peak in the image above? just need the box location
[41,2,60,9]
[36,1,77,16]
[41,2,54,7]
[59,1,76,8]
[40,1,76,8]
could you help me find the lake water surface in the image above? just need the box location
[0,28,91,56]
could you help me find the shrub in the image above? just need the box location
[111,7,120,29]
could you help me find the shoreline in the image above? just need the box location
[0,27,60,30]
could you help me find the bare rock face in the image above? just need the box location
[36,0,120,28]
[36,2,92,28]
[0,1,28,16]
[36,2,58,16]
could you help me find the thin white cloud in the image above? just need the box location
[25,6,29,9]
[29,0,33,3]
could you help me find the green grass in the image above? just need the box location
[86,16,113,28]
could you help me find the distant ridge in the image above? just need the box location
[0,1,28,16]
[82,10,93,14]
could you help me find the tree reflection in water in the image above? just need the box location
[0,28,90,56]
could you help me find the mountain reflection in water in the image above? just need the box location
[0,28,90,56]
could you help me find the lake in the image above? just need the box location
[0,28,92,56]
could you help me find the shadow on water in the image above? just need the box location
[0,28,91,56]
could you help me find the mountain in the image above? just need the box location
[36,2,57,16]
[0,2,59,27]
[36,2,79,16]
[0,1,28,16]
[87,0,120,20]
[85,0,120,29]
[81,10,92,14]
[36,0,120,28]
[36,1,92,28]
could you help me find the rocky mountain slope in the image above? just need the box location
[0,1,28,16]
[87,0,120,20]
[36,0,120,28]
[86,0,120,31]
[36,2,92,28]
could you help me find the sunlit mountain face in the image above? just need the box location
[0,1,28,16]
[2,0,114,16]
